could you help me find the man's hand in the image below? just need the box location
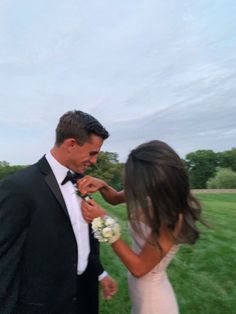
[100,275,117,300]
[77,176,107,195]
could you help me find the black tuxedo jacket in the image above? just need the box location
[0,156,103,314]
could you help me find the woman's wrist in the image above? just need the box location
[100,182,109,193]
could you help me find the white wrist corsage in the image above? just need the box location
[92,216,121,244]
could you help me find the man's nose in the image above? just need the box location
[90,155,97,165]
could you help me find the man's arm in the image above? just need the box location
[77,176,125,205]
[0,179,31,312]
[88,225,117,299]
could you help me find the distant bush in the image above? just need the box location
[207,168,236,189]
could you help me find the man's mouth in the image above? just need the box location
[83,163,91,170]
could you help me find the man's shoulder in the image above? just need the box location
[3,158,44,185]
[10,163,37,178]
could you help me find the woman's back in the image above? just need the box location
[128,222,179,314]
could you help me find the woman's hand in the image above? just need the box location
[77,176,107,195]
[81,198,107,223]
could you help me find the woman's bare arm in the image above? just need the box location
[81,199,175,277]
[77,176,125,205]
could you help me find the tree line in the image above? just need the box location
[1,148,236,189]
[185,147,236,188]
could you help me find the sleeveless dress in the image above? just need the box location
[128,223,179,314]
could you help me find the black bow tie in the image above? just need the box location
[61,171,84,185]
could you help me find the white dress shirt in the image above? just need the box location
[46,152,90,274]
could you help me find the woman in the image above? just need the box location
[78,140,202,314]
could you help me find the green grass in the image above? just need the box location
[95,193,236,314]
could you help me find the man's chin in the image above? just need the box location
[79,166,89,173]
[84,164,91,170]
[78,169,85,174]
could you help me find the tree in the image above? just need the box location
[217,148,236,172]
[85,151,124,190]
[0,161,26,181]
[0,152,124,189]
[0,161,10,167]
[185,150,218,188]
[207,168,236,189]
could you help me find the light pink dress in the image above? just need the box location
[128,223,179,314]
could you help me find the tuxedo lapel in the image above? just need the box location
[38,156,69,217]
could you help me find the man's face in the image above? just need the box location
[68,134,103,173]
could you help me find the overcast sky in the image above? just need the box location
[0,0,235,165]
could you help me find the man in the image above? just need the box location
[0,110,117,314]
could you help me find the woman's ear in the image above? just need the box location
[173,213,183,238]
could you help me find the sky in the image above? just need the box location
[0,0,236,165]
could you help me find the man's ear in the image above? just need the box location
[63,138,77,151]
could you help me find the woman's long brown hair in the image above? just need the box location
[124,140,202,246]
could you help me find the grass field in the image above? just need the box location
[95,193,236,314]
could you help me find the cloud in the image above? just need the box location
[0,0,236,164]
